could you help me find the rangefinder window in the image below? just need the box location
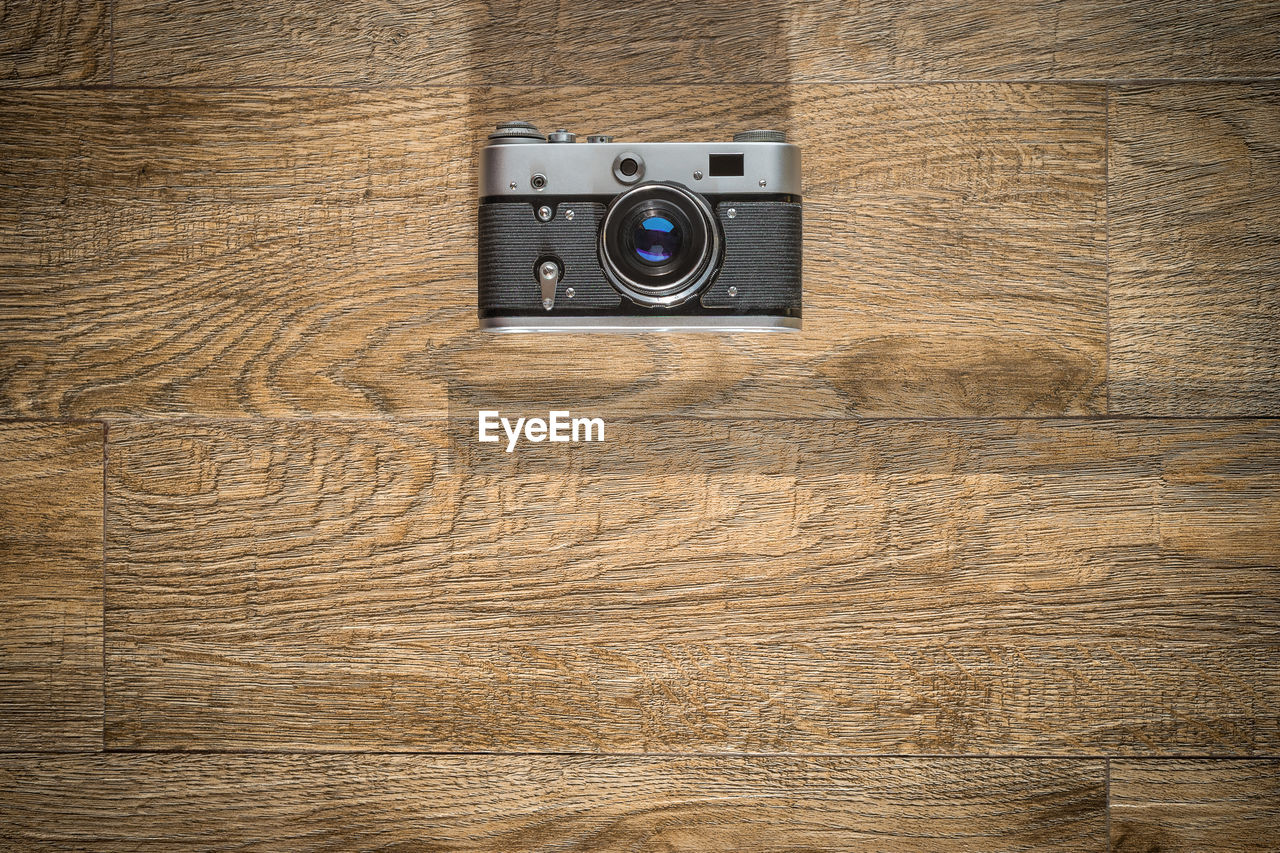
[708,154,744,177]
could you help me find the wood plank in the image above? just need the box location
[0,423,102,750]
[111,0,792,87]
[1109,84,1280,416]
[0,84,1105,419]
[110,0,1280,85]
[107,639,1280,754]
[0,0,108,85]
[0,88,471,419]
[104,418,1279,751]
[0,754,1107,851]
[788,1,1280,81]
[1110,760,1280,853]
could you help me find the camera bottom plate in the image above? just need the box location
[481,315,801,333]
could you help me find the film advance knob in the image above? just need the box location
[732,129,787,143]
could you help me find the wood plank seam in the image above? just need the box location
[1105,757,1112,850]
[101,419,108,751]
[85,750,1280,758]
[1104,84,1111,415]
[10,79,1280,92]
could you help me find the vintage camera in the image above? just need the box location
[478,121,802,332]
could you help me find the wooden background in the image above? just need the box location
[1,1,1278,849]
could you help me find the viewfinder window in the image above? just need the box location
[708,154,744,177]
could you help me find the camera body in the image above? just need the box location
[478,122,802,332]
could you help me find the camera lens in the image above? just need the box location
[599,182,723,307]
[633,215,680,264]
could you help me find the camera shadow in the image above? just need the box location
[442,0,796,444]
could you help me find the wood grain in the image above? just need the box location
[3,0,1276,842]
[0,754,1107,851]
[1109,84,1280,416]
[112,0,793,87]
[0,88,471,418]
[787,1,1280,81]
[0,423,102,750]
[1110,760,1280,853]
[110,0,1280,85]
[0,84,1105,419]
[104,418,1279,752]
[0,0,108,85]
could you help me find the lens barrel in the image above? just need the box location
[599,182,723,307]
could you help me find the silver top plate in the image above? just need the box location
[481,141,802,198]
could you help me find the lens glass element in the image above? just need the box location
[599,182,723,307]
[633,215,681,264]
